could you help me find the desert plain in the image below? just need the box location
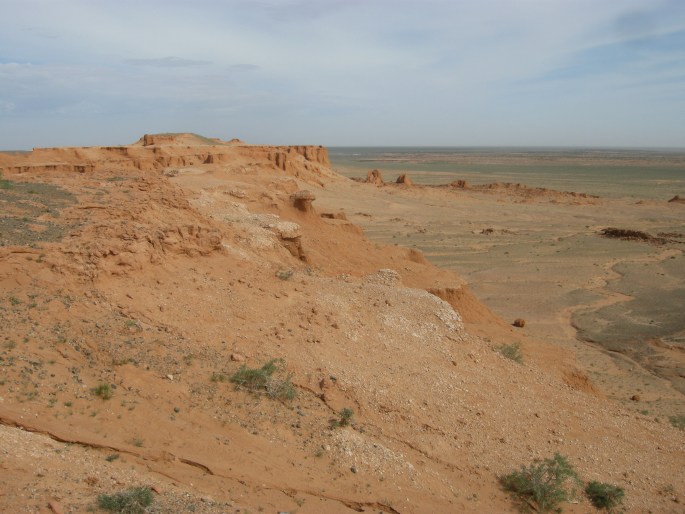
[0,134,683,513]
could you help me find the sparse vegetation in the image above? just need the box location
[0,180,76,245]
[97,486,154,513]
[210,372,228,382]
[331,407,354,428]
[124,319,141,331]
[668,414,685,430]
[500,453,580,513]
[92,383,113,400]
[0,173,12,189]
[659,484,676,497]
[496,342,523,364]
[275,269,294,280]
[230,358,296,401]
[585,481,625,511]
[24,390,38,401]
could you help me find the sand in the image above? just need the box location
[0,135,683,513]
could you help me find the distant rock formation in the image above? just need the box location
[599,227,670,245]
[139,133,218,146]
[0,133,332,183]
[365,169,384,185]
[668,195,685,203]
[396,174,413,186]
[600,228,652,241]
[320,211,348,220]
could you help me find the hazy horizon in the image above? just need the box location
[2,1,684,149]
[328,145,685,151]
[3,141,685,152]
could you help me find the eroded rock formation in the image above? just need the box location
[365,169,384,185]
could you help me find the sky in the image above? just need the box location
[1,0,685,149]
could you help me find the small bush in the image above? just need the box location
[265,375,297,401]
[668,414,685,430]
[92,383,113,400]
[275,269,293,280]
[338,407,354,426]
[0,174,12,190]
[97,486,153,513]
[497,342,523,364]
[585,481,625,511]
[500,453,580,513]
[230,359,296,401]
[331,407,354,428]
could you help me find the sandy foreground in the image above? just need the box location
[0,134,683,513]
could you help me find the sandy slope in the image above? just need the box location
[0,135,683,513]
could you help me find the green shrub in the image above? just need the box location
[585,481,625,511]
[668,414,685,430]
[497,342,523,363]
[500,453,580,513]
[338,407,354,426]
[331,407,354,428]
[97,486,153,513]
[230,359,296,401]
[275,269,293,280]
[92,383,113,400]
[0,174,12,190]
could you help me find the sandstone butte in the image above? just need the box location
[0,133,682,513]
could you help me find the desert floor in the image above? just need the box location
[315,171,685,422]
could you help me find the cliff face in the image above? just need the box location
[0,133,331,180]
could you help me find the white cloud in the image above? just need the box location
[0,0,684,147]
[126,57,212,67]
